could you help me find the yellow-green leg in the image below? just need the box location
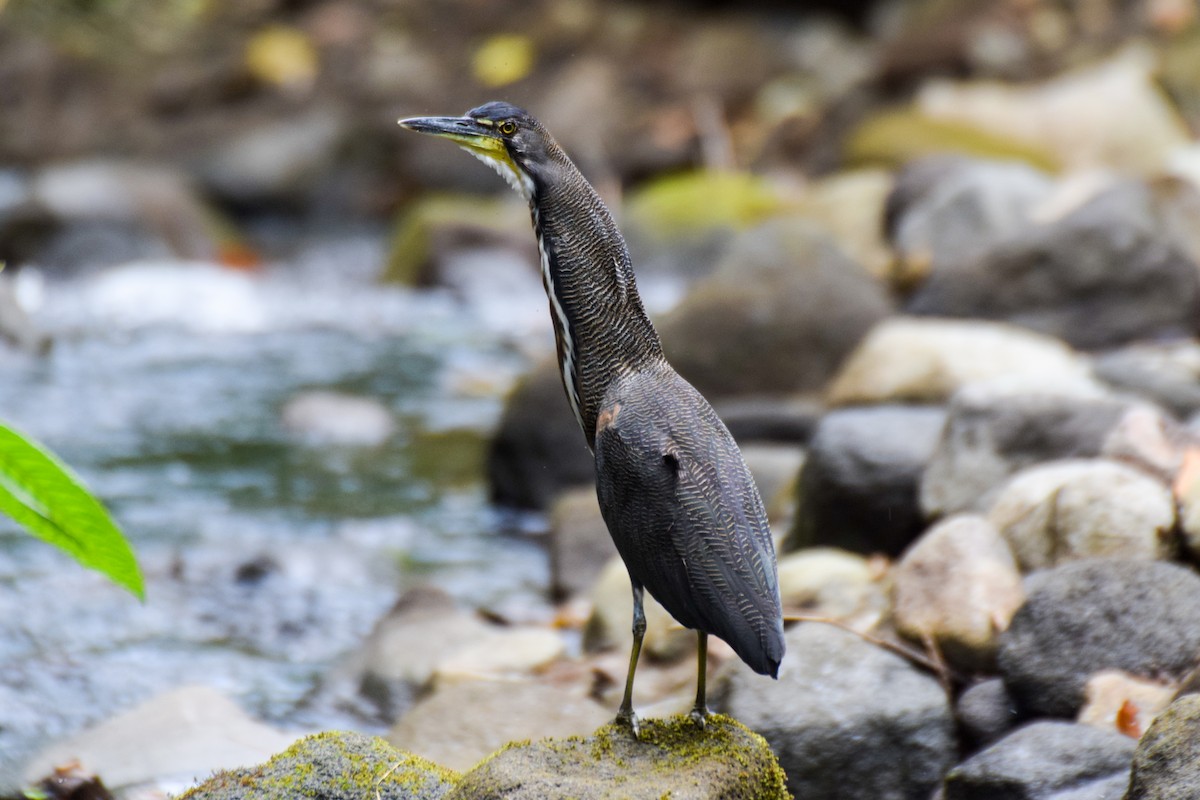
[690,631,709,728]
[616,581,645,739]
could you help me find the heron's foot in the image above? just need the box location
[689,703,710,730]
[615,706,641,739]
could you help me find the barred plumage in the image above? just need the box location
[400,101,785,735]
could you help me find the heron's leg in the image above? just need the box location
[616,581,645,739]
[690,631,710,727]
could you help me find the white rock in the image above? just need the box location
[584,556,692,661]
[22,685,295,795]
[776,547,884,627]
[281,390,395,446]
[1078,670,1175,740]
[827,317,1096,405]
[988,459,1176,571]
[435,627,566,682]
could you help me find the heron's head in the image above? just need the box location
[398,101,552,199]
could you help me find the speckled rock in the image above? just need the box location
[920,385,1137,517]
[826,317,1094,406]
[787,404,945,556]
[892,515,1025,671]
[956,678,1020,750]
[987,460,1176,572]
[998,559,1200,718]
[388,680,611,773]
[444,715,789,800]
[176,730,457,800]
[714,622,954,799]
[486,358,594,510]
[943,721,1134,800]
[658,218,891,398]
[1126,694,1200,800]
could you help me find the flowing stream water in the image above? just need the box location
[0,229,570,783]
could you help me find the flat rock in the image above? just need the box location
[486,358,594,510]
[1126,694,1200,800]
[920,384,1137,517]
[387,679,612,773]
[987,459,1176,571]
[433,626,565,682]
[786,404,945,556]
[658,218,891,398]
[892,514,1025,671]
[998,559,1200,718]
[176,730,456,800]
[23,685,295,796]
[713,622,954,799]
[826,317,1094,406]
[444,715,788,800]
[943,720,1135,800]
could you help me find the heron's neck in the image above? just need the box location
[528,156,663,447]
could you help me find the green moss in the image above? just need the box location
[624,171,791,241]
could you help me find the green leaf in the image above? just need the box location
[0,423,144,599]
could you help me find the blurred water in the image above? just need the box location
[0,231,558,783]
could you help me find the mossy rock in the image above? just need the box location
[382,193,527,285]
[624,171,792,242]
[446,714,791,800]
[177,730,458,800]
[845,109,1059,172]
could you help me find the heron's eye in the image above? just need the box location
[499,120,517,135]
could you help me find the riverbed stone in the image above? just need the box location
[23,685,296,797]
[739,443,806,523]
[786,404,945,556]
[713,622,954,799]
[657,218,891,398]
[486,357,594,510]
[906,179,1200,350]
[987,460,1177,572]
[920,384,1136,517]
[892,514,1025,671]
[583,555,692,662]
[956,678,1020,750]
[943,720,1135,800]
[548,487,617,600]
[776,547,885,626]
[998,559,1200,718]
[281,390,396,446]
[387,679,611,773]
[1094,339,1200,420]
[176,730,457,800]
[826,317,1094,406]
[1126,694,1200,800]
[355,586,498,721]
[1177,448,1200,561]
[444,715,788,800]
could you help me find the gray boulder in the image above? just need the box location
[998,560,1200,718]
[486,358,594,510]
[444,715,788,800]
[906,183,1200,350]
[920,385,1137,517]
[547,487,617,600]
[177,730,457,800]
[714,622,954,799]
[956,678,1020,750]
[657,218,892,398]
[1126,694,1200,800]
[787,405,946,556]
[1094,341,1200,420]
[943,721,1134,800]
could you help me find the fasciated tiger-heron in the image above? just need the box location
[399,102,785,736]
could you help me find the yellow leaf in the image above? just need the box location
[472,34,534,88]
[245,25,318,90]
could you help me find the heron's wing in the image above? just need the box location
[593,371,782,672]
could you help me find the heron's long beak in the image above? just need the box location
[398,115,506,158]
